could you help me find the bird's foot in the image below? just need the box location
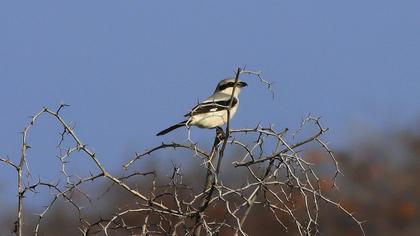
[215,127,228,142]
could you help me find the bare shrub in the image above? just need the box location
[0,68,364,236]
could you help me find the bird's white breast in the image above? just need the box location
[189,102,239,129]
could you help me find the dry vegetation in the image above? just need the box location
[3,69,416,235]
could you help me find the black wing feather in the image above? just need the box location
[184,98,238,117]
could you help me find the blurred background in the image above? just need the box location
[0,0,419,235]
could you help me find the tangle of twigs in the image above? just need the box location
[0,68,365,236]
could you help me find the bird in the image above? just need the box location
[156,78,248,136]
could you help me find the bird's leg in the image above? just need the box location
[215,126,227,142]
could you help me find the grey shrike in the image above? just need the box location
[156,78,248,136]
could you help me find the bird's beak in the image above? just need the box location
[238,81,248,87]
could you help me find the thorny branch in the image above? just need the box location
[0,68,365,236]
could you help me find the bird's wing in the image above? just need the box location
[184,93,238,117]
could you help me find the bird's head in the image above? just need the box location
[214,78,248,96]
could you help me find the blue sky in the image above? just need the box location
[1,0,419,207]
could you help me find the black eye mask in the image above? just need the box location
[217,82,236,91]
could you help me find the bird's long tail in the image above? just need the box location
[156,120,188,136]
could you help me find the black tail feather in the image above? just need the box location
[156,120,188,136]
